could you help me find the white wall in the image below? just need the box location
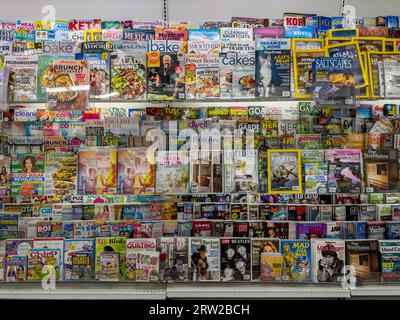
[1,0,400,22]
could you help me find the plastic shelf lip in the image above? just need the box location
[351,285,400,296]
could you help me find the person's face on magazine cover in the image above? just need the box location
[163,55,172,69]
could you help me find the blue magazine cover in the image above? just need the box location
[280,240,311,281]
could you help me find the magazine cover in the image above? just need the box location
[304,162,328,194]
[311,239,345,282]
[297,223,327,239]
[383,58,400,98]
[293,50,325,98]
[313,57,356,107]
[83,51,111,100]
[255,40,291,98]
[77,148,117,195]
[11,153,45,196]
[159,237,189,281]
[345,240,380,282]
[364,149,399,192]
[27,248,62,281]
[325,149,362,193]
[5,239,33,257]
[156,151,189,194]
[379,240,400,281]
[189,238,220,281]
[251,238,280,281]
[95,237,126,281]
[44,152,77,196]
[223,149,258,193]
[267,149,302,194]
[259,252,283,281]
[126,238,158,281]
[110,51,146,100]
[63,239,95,281]
[220,238,251,281]
[117,148,155,195]
[5,255,27,282]
[0,155,11,197]
[190,157,212,193]
[147,40,186,100]
[232,52,256,99]
[46,59,89,110]
[327,42,367,87]
[280,240,311,282]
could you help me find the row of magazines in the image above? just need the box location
[1,237,399,283]
[2,19,400,106]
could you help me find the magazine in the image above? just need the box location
[77,148,117,195]
[117,148,155,195]
[379,240,400,281]
[0,155,11,197]
[345,240,380,282]
[95,237,126,281]
[251,238,280,281]
[46,59,89,110]
[189,238,220,281]
[44,152,77,196]
[280,240,311,281]
[232,52,256,99]
[383,58,400,98]
[159,237,189,281]
[220,238,251,281]
[156,151,189,194]
[147,40,186,100]
[11,153,45,196]
[304,163,328,194]
[325,149,362,193]
[311,239,345,282]
[63,239,95,280]
[125,238,158,281]
[27,248,62,281]
[267,149,302,194]
[5,255,27,282]
[110,51,146,100]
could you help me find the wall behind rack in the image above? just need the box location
[2,0,400,22]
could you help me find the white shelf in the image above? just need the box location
[351,284,400,297]
[0,282,166,300]
[166,282,351,299]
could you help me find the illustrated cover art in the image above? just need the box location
[63,239,95,280]
[325,149,362,193]
[46,59,89,110]
[280,240,311,281]
[304,162,328,194]
[251,238,280,281]
[189,238,220,281]
[259,252,283,281]
[313,57,356,107]
[156,151,189,194]
[110,51,146,100]
[5,239,33,257]
[11,153,45,196]
[147,40,186,100]
[27,248,62,281]
[267,149,302,194]
[345,240,380,282]
[311,239,345,282]
[95,237,126,281]
[77,148,117,195]
[220,238,251,281]
[117,148,155,195]
[364,149,399,192]
[5,255,27,282]
[159,237,189,281]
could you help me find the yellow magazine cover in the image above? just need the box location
[358,52,370,98]
[291,38,324,51]
[267,149,302,194]
[84,29,103,42]
[352,37,385,53]
[260,252,283,281]
[293,49,325,99]
[384,39,397,52]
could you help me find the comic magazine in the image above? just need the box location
[293,50,325,99]
[220,238,251,281]
[77,148,117,195]
[304,163,328,194]
[156,151,189,194]
[223,149,258,193]
[95,237,126,281]
[11,153,45,196]
[147,40,186,100]
[345,240,380,282]
[110,51,146,100]
[5,239,33,257]
[159,237,189,281]
[117,148,155,195]
[364,149,399,192]
[312,57,356,107]
[0,155,11,197]
[63,239,95,280]
[27,248,62,281]
[255,39,291,98]
[189,238,220,281]
[251,238,280,281]
[379,240,400,281]
[311,239,345,282]
[44,152,77,196]
[46,59,89,110]
[280,240,311,281]
[126,238,158,281]
[325,149,362,193]
[267,149,302,194]
[5,255,27,282]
